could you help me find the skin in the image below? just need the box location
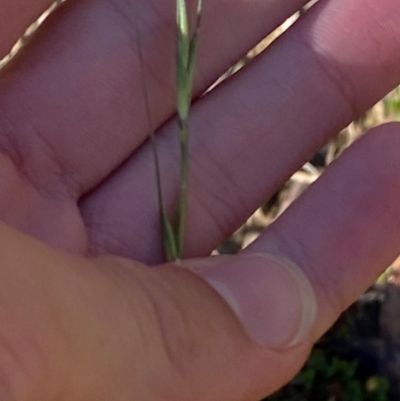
[0,0,398,399]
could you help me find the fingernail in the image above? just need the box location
[194,253,317,348]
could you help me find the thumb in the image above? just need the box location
[185,253,317,349]
[159,253,318,400]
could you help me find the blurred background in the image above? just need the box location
[2,0,400,399]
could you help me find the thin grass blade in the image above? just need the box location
[174,0,204,259]
[161,211,179,261]
[136,29,179,262]
[176,52,190,121]
[176,0,190,67]
[194,0,203,34]
[187,0,203,91]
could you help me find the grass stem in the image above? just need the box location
[174,0,203,260]
[142,0,203,262]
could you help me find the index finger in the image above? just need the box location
[0,0,55,59]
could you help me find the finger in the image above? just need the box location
[245,123,400,340]
[0,0,55,58]
[0,0,305,199]
[81,0,400,263]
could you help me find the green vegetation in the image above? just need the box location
[265,295,390,401]
[149,0,203,262]
[385,87,400,121]
[267,349,389,401]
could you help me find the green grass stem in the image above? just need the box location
[142,0,203,261]
[174,0,203,260]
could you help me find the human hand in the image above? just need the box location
[0,0,400,399]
